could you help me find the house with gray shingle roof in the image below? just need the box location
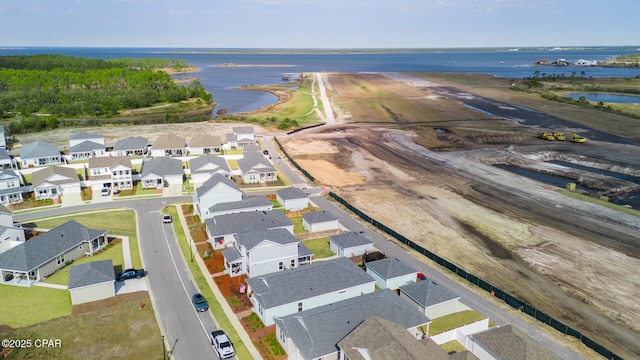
[276,187,308,211]
[399,278,462,319]
[237,152,276,184]
[205,210,293,249]
[19,140,62,168]
[246,257,373,326]
[68,260,116,304]
[88,156,133,191]
[366,257,418,290]
[468,325,561,360]
[338,316,460,360]
[330,232,374,257]
[151,133,186,157]
[0,125,6,149]
[140,157,183,189]
[208,196,273,220]
[224,126,255,149]
[113,136,149,157]
[0,220,108,287]
[31,165,81,200]
[223,227,312,279]
[275,289,430,360]
[0,205,26,256]
[0,169,29,206]
[193,174,243,219]
[302,210,340,232]
[188,134,222,155]
[69,132,106,160]
[0,148,13,169]
[189,154,231,187]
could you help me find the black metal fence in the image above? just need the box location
[273,136,316,182]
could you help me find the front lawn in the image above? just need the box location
[302,237,334,258]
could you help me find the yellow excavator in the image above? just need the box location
[564,132,586,143]
[553,133,566,141]
[541,132,556,141]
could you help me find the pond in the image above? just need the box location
[566,93,640,104]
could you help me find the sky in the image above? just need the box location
[0,0,638,48]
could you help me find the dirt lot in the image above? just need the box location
[279,73,640,359]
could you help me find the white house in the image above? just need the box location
[0,148,14,169]
[151,133,186,157]
[20,140,62,168]
[329,231,374,257]
[276,187,308,211]
[222,228,312,279]
[31,165,81,200]
[88,156,133,192]
[207,196,273,220]
[0,125,6,149]
[205,210,294,249]
[366,257,417,290]
[0,205,25,255]
[237,152,277,184]
[193,174,243,219]
[399,278,462,319]
[0,169,27,206]
[139,157,184,189]
[68,132,106,160]
[188,134,222,155]
[189,154,232,187]
[246,257,375,326]
[467,325,561,360]
[225,126,255,149]
[301,210,340,232]
[113,136,148,157]
[275,289,430,360]
[68,260,116,305]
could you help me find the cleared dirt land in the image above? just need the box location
[280,73,640,359]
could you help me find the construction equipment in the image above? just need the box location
[564,132,586,143]
[553,133,566,141]
[541,132,555,141]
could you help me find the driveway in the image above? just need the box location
[115,278,148,294]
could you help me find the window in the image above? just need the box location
[290,259,296,268]
[279,261,284,270]
[298,302,303,312]
[56,254,65,265]
[279,329,286,342]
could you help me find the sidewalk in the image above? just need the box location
[176,207,263,360]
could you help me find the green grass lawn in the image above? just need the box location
[0,286,71,328]
[428,310,487,336]
[289,216,307,233]
[441,340,467,354]
[302,237,334,258]
[41,242,125,286]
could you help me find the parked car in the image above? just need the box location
[210,330,235,359]
[192,293,209,312]
[101,187,110,196]
[262,150,269,155]
[116,268,147,281]
[162,214,172,223]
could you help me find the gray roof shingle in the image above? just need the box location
[153,133,186,149]
[113,136,148,151]
[471,325,561,360]
[0,220,107,272]
[205,210,292,237]
[366,257,416,279]
[70,140,105,153]
[68,260,115,289]
[246,257,375,309]
[208,196,272,214]
[20,140,60,159]
[140,157,183,177]
[330,232,373,249]
[302,210,337,224]
[195,173,239,198]
[276,289,430,360]
[189,154,230,175]
[399,278,460,308]
[233,126,254,135]
[69,132,103,141]
[237,152,275,173]
[237,228,299,251]
[276,187,307,201]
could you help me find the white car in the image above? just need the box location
[210,330,235,359]
[101,187,110,196]
[162,214,172,223]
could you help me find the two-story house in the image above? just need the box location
[193,174,243,220]
[19,140,62,168]
[246,257,375,326]
[88,156,133,192]
[0,205,26,256]
[205,210,293,249]
[0,148,14,169]
[189,154,232,187]
[68,132,106,160]
[0,169,28,206]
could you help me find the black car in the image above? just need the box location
[192,293,209,312]
[116,268,147,282]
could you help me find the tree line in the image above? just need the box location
[0,55,212,135]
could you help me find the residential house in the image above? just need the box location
[399,278,463,319]
[0,205,26,255]
[330,232,374,257]
[207,196,273,220]
[68,260,116,305]
[301,210,340,232]
[189,134,222,155]
[467,325,561,360]
[20,140,62,168]
[193,174,243,219]
[0,148,14,169]
[113,136,149,157]
[151,134,186,157]
[223,227,312,279]
[205,210,293,249]
[0,125,6,149]
[366,257,418,290]
[246,257,374,326]
[338,316,467,360]
[189,154,232,187]
[68,132,106,160]
[31,165,81,200]
[229,126,256,148]
[0,169,28,206]
[237,152,277,184]
[275,289,431,360]
[243,143,262,154]
[0,220,108,286]
[88,156,133,191]
[139,157,183,189]
[276,187,308,211]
